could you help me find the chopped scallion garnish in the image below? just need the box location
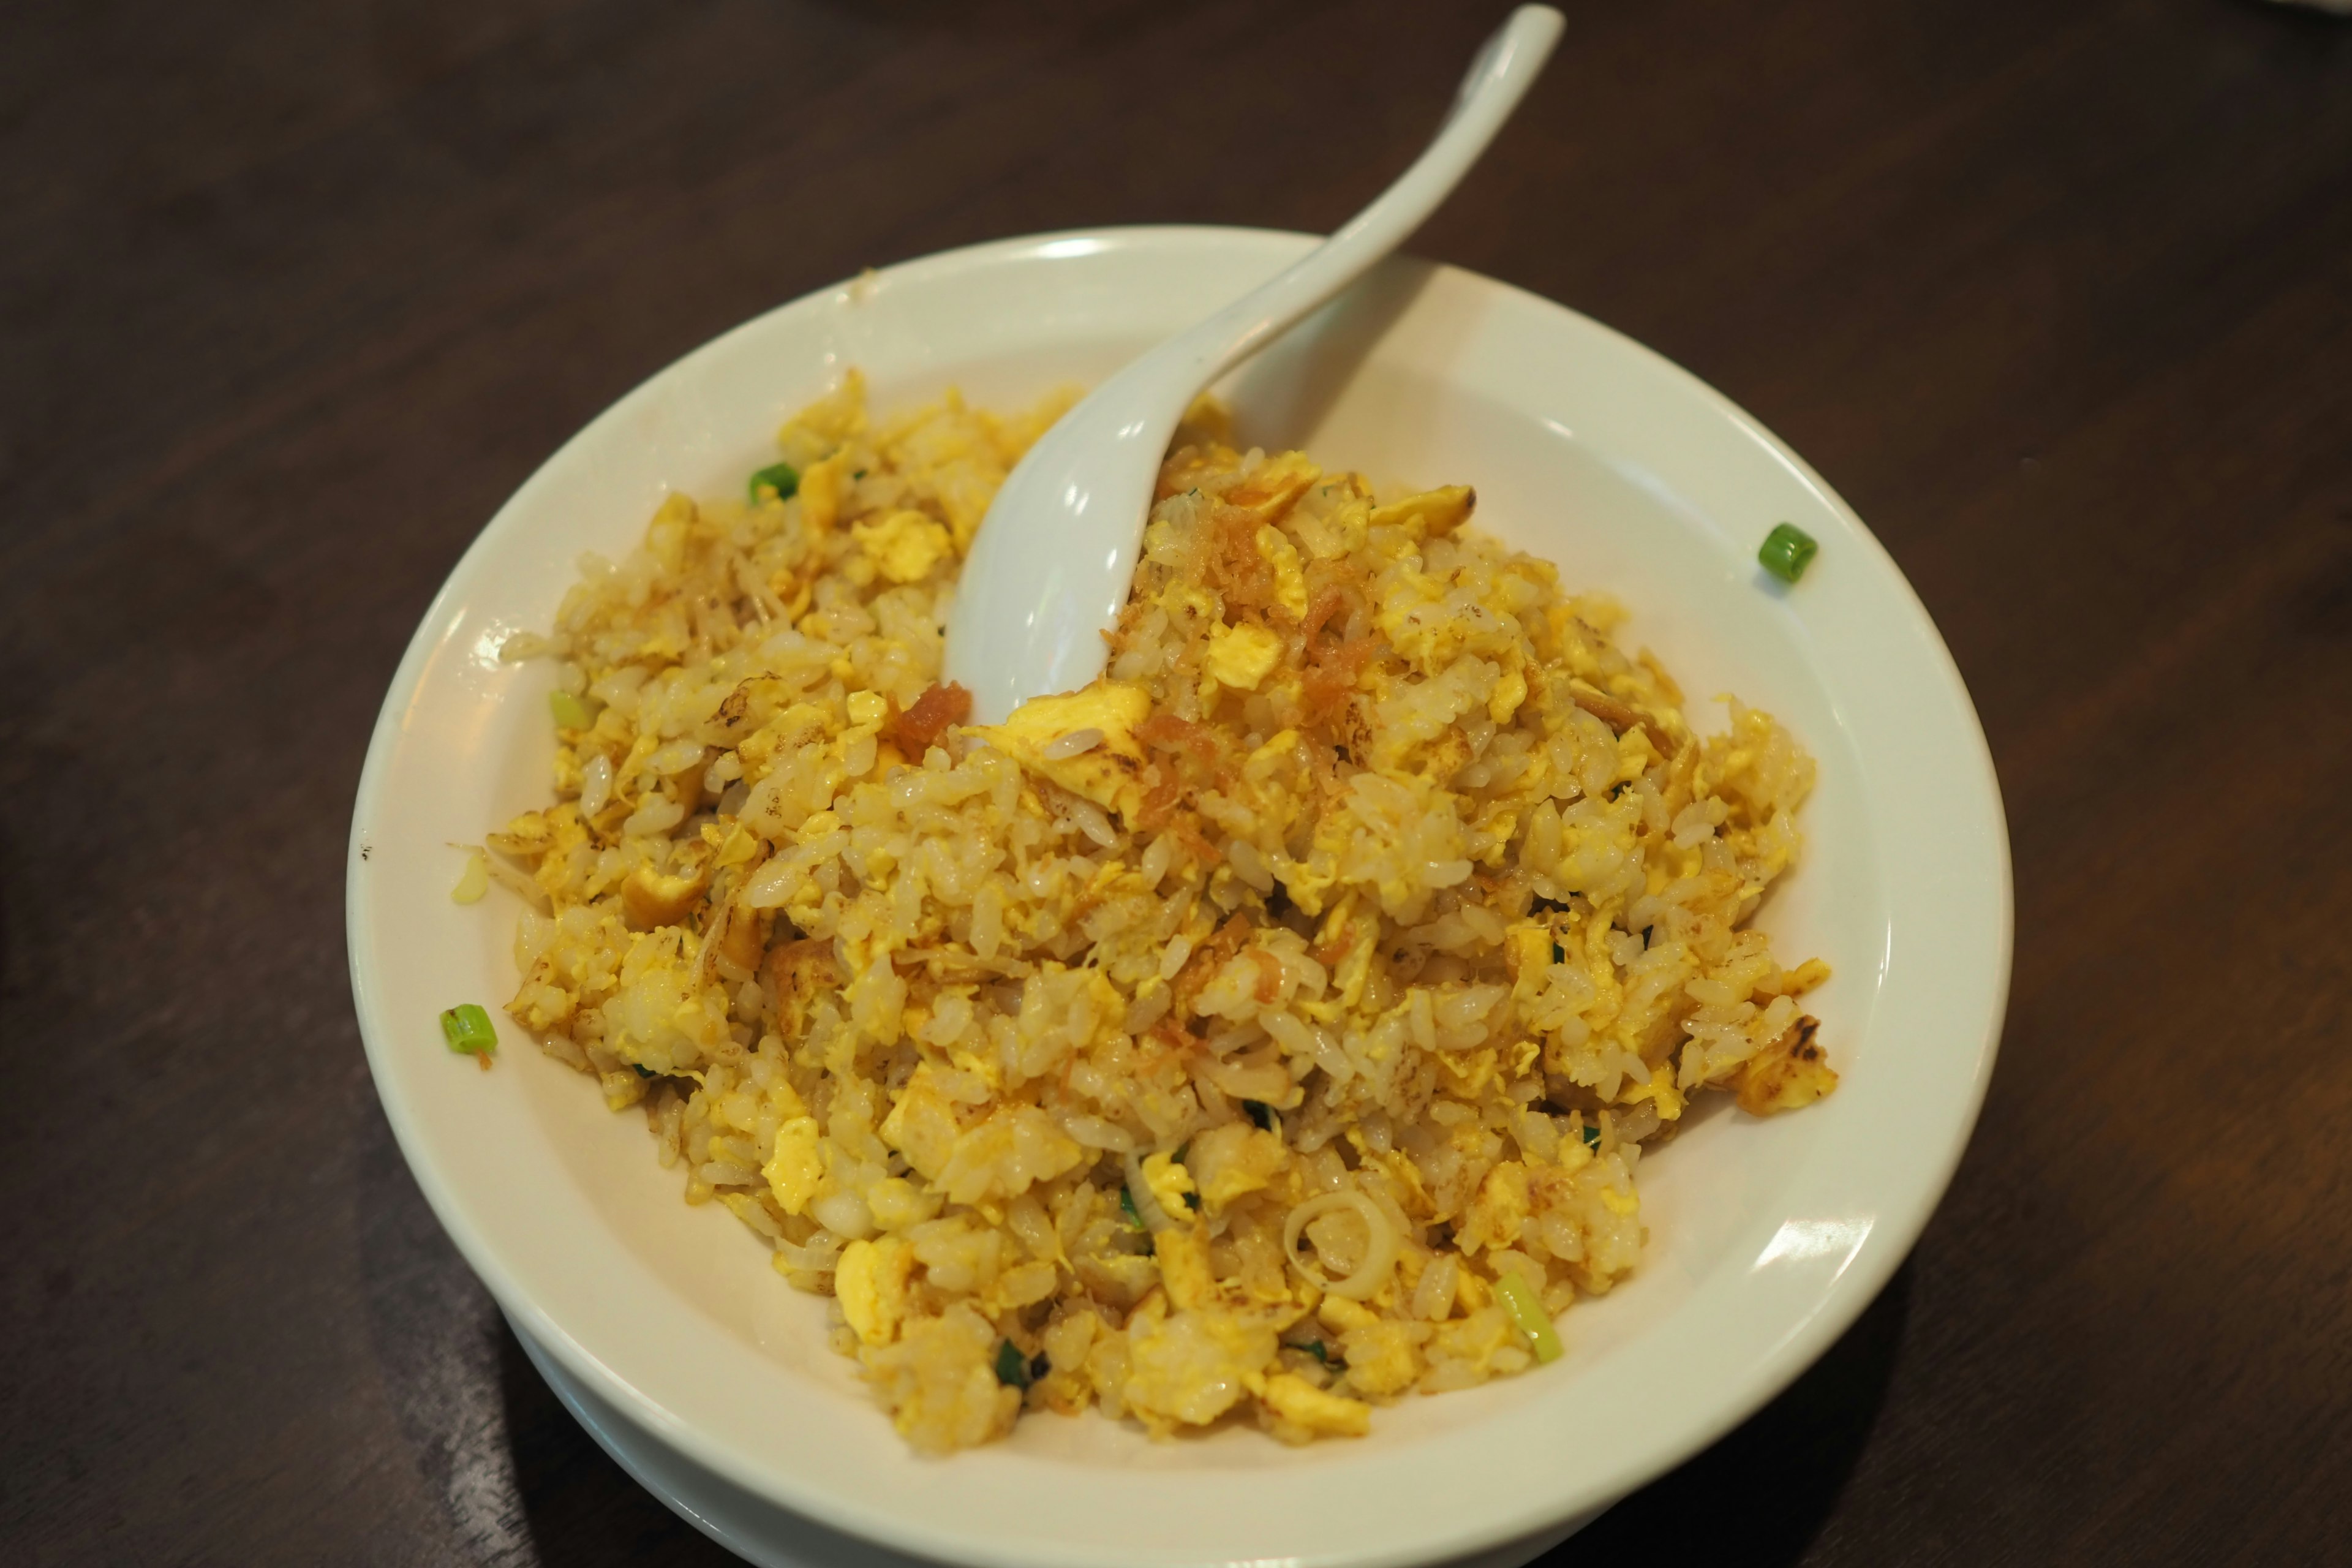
[1120,1185,1146,1231]
[1580,1122,1602,1152]
[1244,1099,1274,1131]
[1282,1338,1336,1366]
[749,461,800,502]
[994,1338,1032,1389]
[1758,522,1819,584]
[1494,1272,1564,1363]
[440,1003,497,1058]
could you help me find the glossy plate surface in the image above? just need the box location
[348,227,2010,1568]
[509,1316,1588,1568]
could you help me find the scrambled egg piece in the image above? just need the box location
[1204,621,1284,690]
[1223,450,1321,520]
[877,1065,963,1182]
[1432,1308,1514,1369]
[1140,1148,1197,1219]
[796,451,853,533]
[1319,1297,1423,1397]
[763,1116,824,1215]
[851,509,953,582]
[1262,1373,1370,1439]
[1488,655,1528,725]
[1185,1124,1288,1213]
[622,861,712,929]
[1368,483,1474,539]
[1254,526,1308,618]
[979,682,1152,823]
[1153,1226,1218,1311]
[1342,1322,1425,1396]
[1123,1309,1278,1428]
[1737,1016,1838,1114]
[836,1236,917,1346]
[1461,1161,1532,1252]
[933,1105,1085,1205]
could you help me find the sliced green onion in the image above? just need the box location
[549,690,596,730]
[749,461,800,502]
[1282,1338,1335,1367]
[440,1003,497,1057]
[1758,522,1819,584]
[1580,1122,1602,1152]
[1243,1099,1274,1131]
[1120,1185,1147,1231]
[1494,1271,1563,1364]
[994,1338,1032,1389]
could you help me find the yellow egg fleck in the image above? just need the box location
[1140,1148,1197,1219]
[1432,1306,1512,1369]
[1368,483,1474,539]
[762,1116,824,1215]
[835,1235,916,1346]
[1122,1309,1278,1428]
[851,509,953,583]
[1153,1226,1218,1311]
[1335,1319,1421,1396]
[797,451,851,533]
[1263,1373,1370,1438]
[865,1177,939,1231]
[1254,524,1309,618]
[1203,622,1283,690]
[1186,1124,1288,1213]
[1488,660,1528,725]
[981,682,1152,823]
[621,861,711,929]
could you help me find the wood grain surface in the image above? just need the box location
[4,2,2349,1564]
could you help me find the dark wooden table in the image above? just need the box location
[6,1,2349,1562]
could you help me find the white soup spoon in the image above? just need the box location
[943,4,1564,724]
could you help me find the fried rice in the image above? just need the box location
[489,373,1836,1453]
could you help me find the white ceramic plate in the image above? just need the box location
[349,227,2010,1568]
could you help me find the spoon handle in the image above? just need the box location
[1148,6,1564,393]
[946,7,1562,722]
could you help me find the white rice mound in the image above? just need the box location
[489,375,1836,1454]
